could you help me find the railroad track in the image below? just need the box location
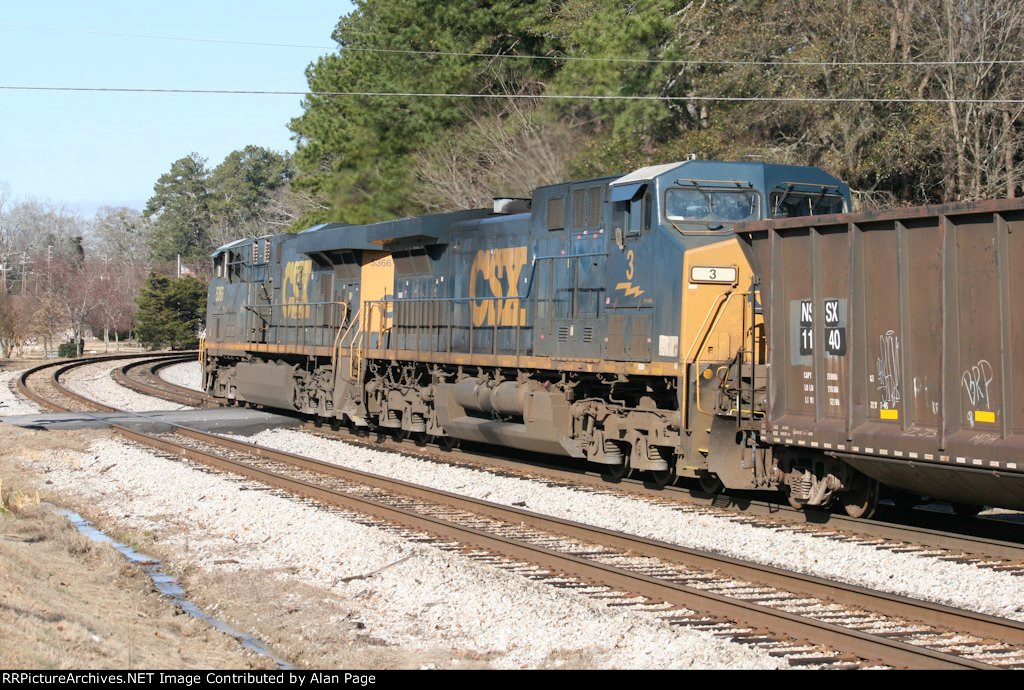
[113,355,211,408]
[15,355,1024,669]
[111,355,1024,571]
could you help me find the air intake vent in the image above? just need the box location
[557,326,570,342]
[583,327,594,343]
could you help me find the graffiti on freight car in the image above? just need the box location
[912,376,940,416]
[470,246,528,328]
[876,330,901,409]
[962,359,995,426]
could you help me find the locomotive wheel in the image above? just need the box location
[698,472,724,495]
[436,435,459,452]
[413,431,429,447]
[839,476,880,519]
[951,502,984,518]
[391,428,409,442]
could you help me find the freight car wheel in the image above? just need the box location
[698,472,724,495]
[647,465,677,489]
[839,476,880,519]
[601,461,630,483]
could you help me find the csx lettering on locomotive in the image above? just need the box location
[469,246,528,327]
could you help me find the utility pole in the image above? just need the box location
[19,252,32,294]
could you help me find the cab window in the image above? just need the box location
[770,191,845,218]
[665,188,760,223]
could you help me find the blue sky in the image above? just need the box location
[0,2,352,215]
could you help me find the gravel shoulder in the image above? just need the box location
[13,354,1024,668]
[237,428,1024,622]
[62,360,194,412]
[159,360,202,392]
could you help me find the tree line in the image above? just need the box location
[7,1,1023,357]
[286,0,1024,224]
[0,145,295,356]
[136,1,1024,252]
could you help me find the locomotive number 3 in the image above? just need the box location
[626,249,635,281]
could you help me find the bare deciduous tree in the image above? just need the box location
[411,99,586,212]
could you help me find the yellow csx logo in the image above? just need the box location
[282,259,312,319]
[214,286,225,303]
[470,246,528,327]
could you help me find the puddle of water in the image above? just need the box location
[53,507,293,670]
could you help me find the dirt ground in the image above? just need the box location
[0,425,274,669]
[0,420,490,669]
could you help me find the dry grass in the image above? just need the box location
[0,425,273,669]
[182,568,493,669]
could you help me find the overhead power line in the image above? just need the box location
[3,22,1024,68]
[1,85,1023,105]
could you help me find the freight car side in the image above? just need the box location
[737,199,1024,514]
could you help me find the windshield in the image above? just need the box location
[665,188,760,223]
[770,191,845,218]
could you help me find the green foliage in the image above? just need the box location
[208,146,292,229]
[145,154,212,263]
[145,147,292,263]
[57,341,81,358]
[288,0,558,225]
[134,275,207,350]
[157,0,1024,231]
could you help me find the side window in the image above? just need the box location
[643,190,652,231]
[547,197,565,230]
[628,196,645,234]
[611,201,629,236]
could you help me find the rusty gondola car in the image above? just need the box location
[202,160,1024,518]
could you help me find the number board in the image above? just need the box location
[690,266,737,284]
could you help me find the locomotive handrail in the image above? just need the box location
[243,300,349,350]
[329,302,352,373]
[361,295,532,359]
[521,251,608,301]
[684,290,733,362]
[688,290,750,422]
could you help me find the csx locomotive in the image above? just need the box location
[203,159,1024,518]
